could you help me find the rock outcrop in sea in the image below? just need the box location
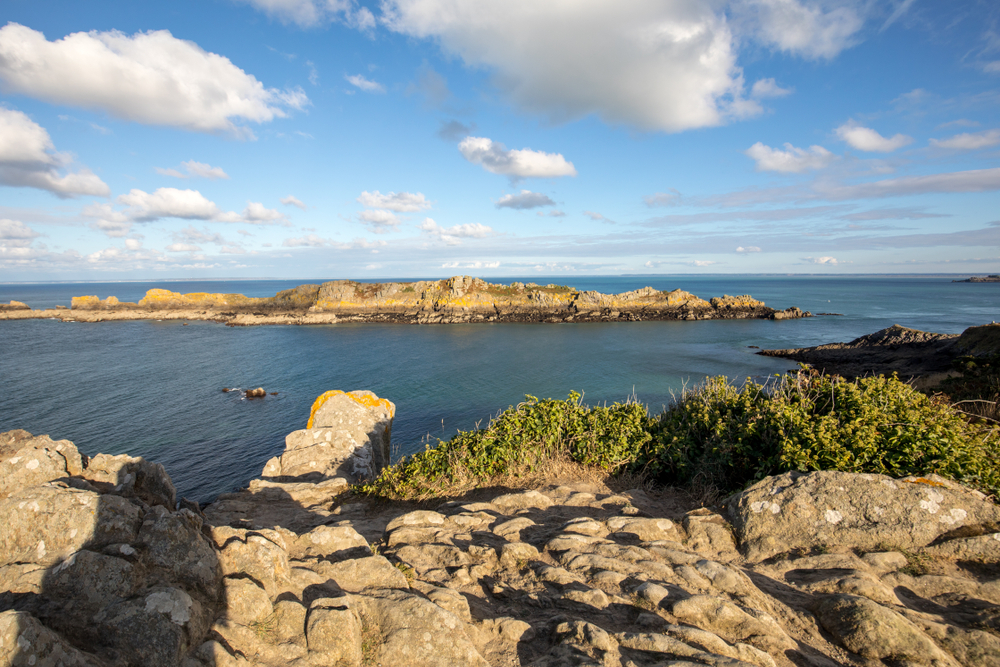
[0,276,810,326]
[2,391,999,665]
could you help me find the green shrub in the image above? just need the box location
[359,392,652,499]
[639,373,1000,497]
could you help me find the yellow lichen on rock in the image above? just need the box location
[71,295,102,310]
[710,295,765,309]
[306,390,396,428]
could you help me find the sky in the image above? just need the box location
[1,0,999,281]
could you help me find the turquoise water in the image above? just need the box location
[1,275,997,502]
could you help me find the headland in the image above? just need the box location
[0,275,810,325]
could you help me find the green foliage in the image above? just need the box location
[359,392,652,499]
[639,373,999,497]
[358,372,999,502]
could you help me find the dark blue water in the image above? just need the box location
[2,275,997,503]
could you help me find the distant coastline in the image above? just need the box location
[953,274,1000,283]
[0,274,811,326]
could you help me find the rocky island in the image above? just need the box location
[2,388,999,666]
[0,275,810,326]
[953,275,1000,283]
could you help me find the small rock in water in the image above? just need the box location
[221,388,230,393]
[245,387,267,398]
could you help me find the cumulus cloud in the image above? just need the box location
[731,0,866,60]
[750,77,793,99]
[0,23,308,137]
[736,245,761,252]
[803,256,843,264]
[583,211,614,223]
[346,74,385,93]
[358,209,401,233]
[112,188,287,225]
[692,260,717,266]
[382,0,753,132]
[357,190,431,212]
[242,201,285,223]
[835,121,912,152]
[459,137,576,179]
[166,242,201,253]
[496,190,555,210]
[155,160,229,179]
[0,108,109,197]
[281,195,307,209]
[745,142,835,173]
[419,218,492,245]
[930,129,1000,151]
[237,0,375,30]
[644,190,681,207]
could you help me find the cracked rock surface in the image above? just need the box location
[2,391,1000,666]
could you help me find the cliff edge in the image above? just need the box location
[2,390,999,666]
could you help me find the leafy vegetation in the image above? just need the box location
[358,372,999,502]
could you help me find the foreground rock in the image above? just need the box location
[760,322,1000,383]
[3,391,1000,665]
[0,275,811,326]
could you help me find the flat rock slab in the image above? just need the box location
[727,470,1000,561]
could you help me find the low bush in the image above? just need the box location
[358,392,652,500]
[639,372,999,498]
[358,373,999,502]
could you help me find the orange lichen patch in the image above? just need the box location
[306,390,395,428]
[71,295,102,310]
[138,289,263,309]
[904,477,948,488]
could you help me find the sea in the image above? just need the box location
[1,275,997,503]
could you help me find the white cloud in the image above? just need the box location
[419,218,493,245]
[0,23,308,137]
[242,201,286,223]
[281,195,307,209]
[732,0,866,60]
[237,0,375,30]
[803,256,842,264]
[346,74,385,93]
[166,243,201,253]
[496,190,555,210]
[750,77,793,99]
[930,129,1000,151]
[155,160,229,179]
[583,211,614,223]
[282,234,328,247]
[357,190,431,212]
[359,209,401,233]
[643,190,681,207]
[459,137,576,179]
[382,0,752,133]
[0,107,109,197]
[692,260,717,266]
[736,245,761,252]
[0,219,40,248]
[124,238,142,250]
[745,142,835,173]
[438,119,475,141]
[441,260,501,269]
[332,237,388,250]
[118,188,221,221]
[835,121,912,152]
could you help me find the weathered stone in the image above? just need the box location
[307,390,394,475]
[84,453,176,509]
[351,588,488,667]
[728,470,1000,561]
[0,485,141,567]
[273,599,307,646]
[138,506,220,597]
[307,596,362,665]
[814,594,959,666]
[0,434,84,498]
[222,577,272,625]
[295,524,370,560]
[491,490,554,511]
[0,610,103,667]
[306,556,409,592]
[607,517,678,542]
[924,531,1000,563]
[671,595,795,653]
[212,526,290,598]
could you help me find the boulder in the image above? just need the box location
[0,433,85,498]
[727,470,1000,561]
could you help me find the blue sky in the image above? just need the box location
[1,0,998,280]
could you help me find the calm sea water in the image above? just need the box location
[2,275,997,503]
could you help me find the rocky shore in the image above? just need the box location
[0,276,810,326]
[953,275,1000,283]
[759,322,1000,385]
[2,390,999,666]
